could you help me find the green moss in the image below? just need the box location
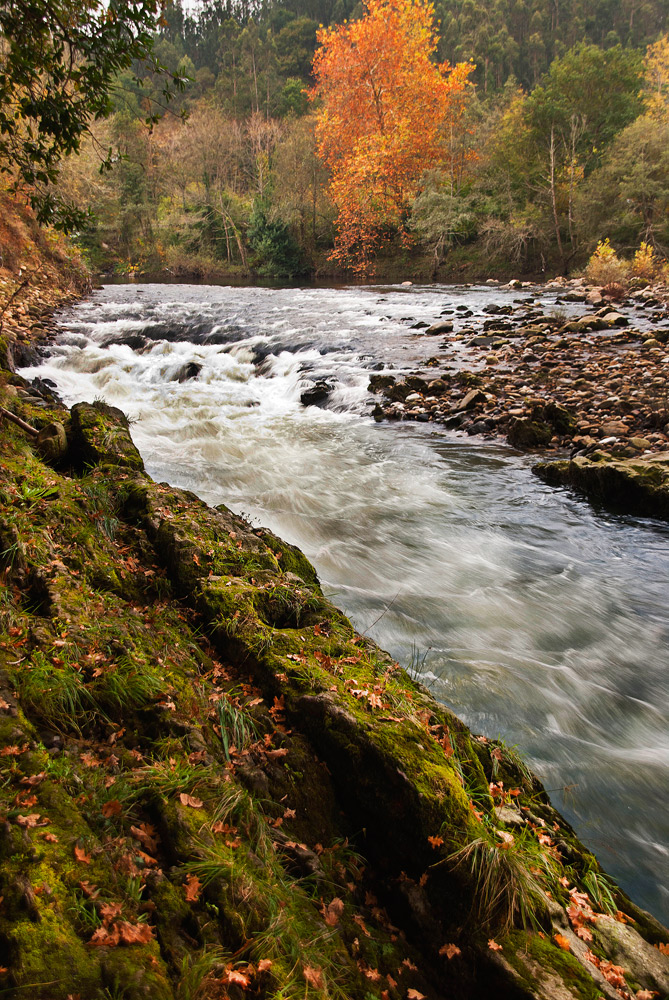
[6,909,102,998]
[503,930,603,1000]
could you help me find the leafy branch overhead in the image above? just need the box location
[0,0,186,229]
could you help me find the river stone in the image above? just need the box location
[36,421,67,463]
[300,379,335,406]
[368,374,396,391]
[173,361,202,382]
[602,312,628,326]
[460,388,487,410]
[425,320,453,335]
[507,417,553,448]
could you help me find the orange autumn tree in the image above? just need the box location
[310,0,473,273]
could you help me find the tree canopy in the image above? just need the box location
[310,0,473,271]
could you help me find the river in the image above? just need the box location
[22,281,669,923]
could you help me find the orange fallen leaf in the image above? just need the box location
[553,933,571,952]
[257,959,273,973]
[179,793,203,808]
[321,897,344,927]
[74,845,92,864]
[16,813,42,827]
[427,835,443,848]
[407,990,426,999]
[42,832,59,843]
[20,772,45,786]
[184,874,202,902]
[225,969,251,988]
[99,902,123,924]
[439,943,461,959]
[101,799,122,818]
[488,939,502,951]
[117,921,154,945]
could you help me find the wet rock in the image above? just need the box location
[425,320,453,335]
[173,362,202,383]
[368,374,396,391]
[534,452,669,519]
[460,388,488,410]
[602,312,628,327]
[300,379,336,406]
[507,417,553,448]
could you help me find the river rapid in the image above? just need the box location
[22,281,669,923]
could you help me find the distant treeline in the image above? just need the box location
[56,0,669,279]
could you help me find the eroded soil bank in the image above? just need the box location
[0,318,668,998]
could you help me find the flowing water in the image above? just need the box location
[22,282,669,922]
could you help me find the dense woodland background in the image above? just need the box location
[54,0,669,280]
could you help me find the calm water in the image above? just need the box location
[22,282,669,922]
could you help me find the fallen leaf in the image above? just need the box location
[636,991,658,1000]
[20,772,46,786]
[257,959,273,973]
[656,942,669,955]
[353,914,371,937]
[179,793,203,808]
[16,813,42,827]
[130,823,159,853]
[488,939,503,951]
[99,902,123,924]
[427,835,443,848]
[89,924,120,947]
[407,990,426,999]
[184,874,202,902]
[322,897,344,927]
[117,920,154,945]
[402,958,418,971]
[42,832,59,843]
[439,943,461,959]
[303,965,324,989]
[101,799,122,818]
[74,845,92,864]
[225,969,250,988]
[553,934,571,952]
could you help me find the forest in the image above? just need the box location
[32,0,665,281]
[9,0,661,280]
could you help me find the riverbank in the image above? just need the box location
[1,343,669,998]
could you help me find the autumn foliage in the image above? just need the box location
[310,0,473,272]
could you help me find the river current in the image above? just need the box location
[22,281,669,922]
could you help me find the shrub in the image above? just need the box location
[631,241,663,282]
[583,238,629,287]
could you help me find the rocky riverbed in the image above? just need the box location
[367,277,669,461]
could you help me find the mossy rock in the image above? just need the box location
[70,401,145,471]
[534,454,669,520]
[508,417,553,449]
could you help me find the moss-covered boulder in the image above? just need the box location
[534,452,669,519]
